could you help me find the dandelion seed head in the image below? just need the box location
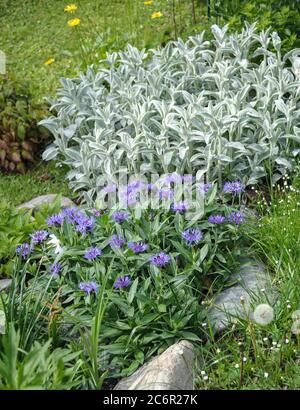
[291,319,300,335]
[253,304,274,325]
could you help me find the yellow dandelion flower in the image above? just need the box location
[44,58,55,66]
[64,4,78,13]
[68,18,81,27]
[151,11,163,19]
[144,1,153,5]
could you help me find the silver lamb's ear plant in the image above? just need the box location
[40,23,300,205]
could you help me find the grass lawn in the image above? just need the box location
[0,0,208,205]
[0,0,208,104]
[0,161,71,206]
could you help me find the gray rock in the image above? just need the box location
[114,340,195,390]
[0,279,12,292]
[0,280,9,334]
[240,205,258,219]
[208,258,276,333]
[0,311,5,334]
[17,194,74,211]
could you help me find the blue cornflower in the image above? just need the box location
[208,215,226,224]
[199,182,213,194]
[223,181,243,195]
[47,213,64,226]
[79,281,99,295]
[171,201,189,213]
[127,180,146,192]
[75,216,95,234]
[164,172,182,184]
[119,184,140,206]
[147,183,156,191]
[49,262,62,276]
[110,234,126,249]
[30,230,49,244]
[182,228,203,245]
[61,207,82,224]
[227,211,245,225]
[111,210,130,224]
[101,184,117,194]
[84,246,102,260]
[120,190,137,207]
[150,252,171,267]
[114,276,132,289]
[16,243,33,259]
[93,209,102,217]
[128,241,148,253]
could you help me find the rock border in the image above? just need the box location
[207,257,277,333]
[114,340,195,390]
[17,194,74,211]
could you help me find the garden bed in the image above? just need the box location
[0,5,299,389]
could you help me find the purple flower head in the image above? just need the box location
[119,184,139,206]
[30,230,49,244]
[54,208,95,234]
[208,215,226,224]
[164,172,182,184]
[92,209,102,217]
[61,207,81,224]
[150,252,171,267]
[127,194,138,206]
[114,276,132,289]
[223,181,243,195]
[147,183,156,191]
[171,201,189,213]
[16,243,33,259]
[47,213,64,226]
[84,246,102,260]
[75,216,95,235]
[158,188,174,200]
[182,228,203,245]
[49,262,62,276]
[101,184,117,194]
[79,281,99,295]
[119,189,138,207]
[228,211,245,225]
[110,234,126,249]
[182,175,194,183]
[128,241,148,254]
[199,182,213,194]
[127,180,146,192]
[111,210,130,224]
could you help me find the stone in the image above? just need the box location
[17,194,74,211]
[114,340,195,390]
[0,310,5,334]
[0,279,10,334]
[207,258,276,333]
[0,278,12,292]
[240,205,258,220]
